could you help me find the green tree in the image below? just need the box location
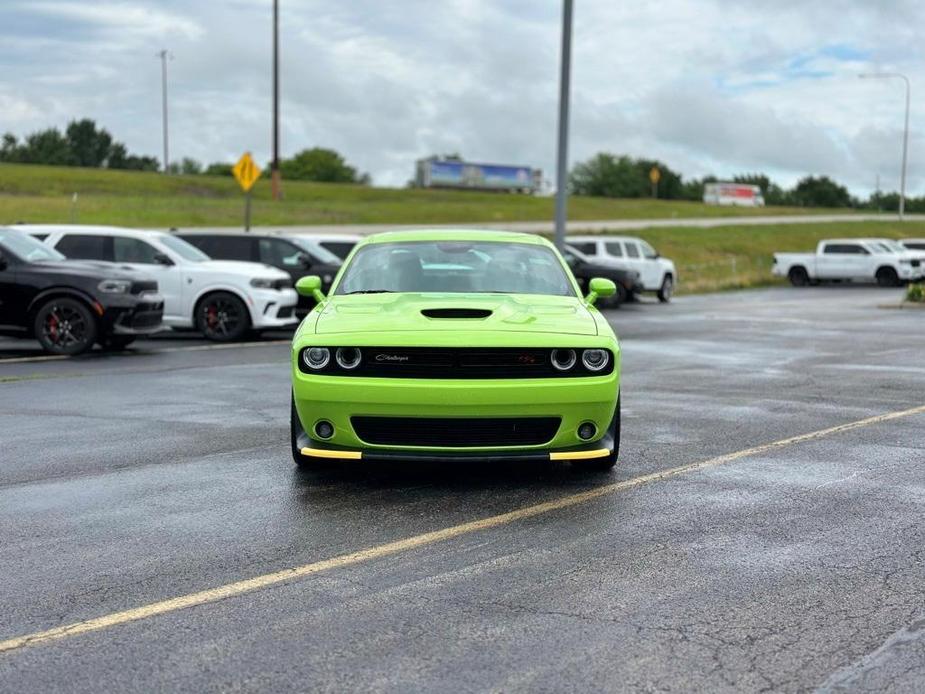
[204,162,234,176]
[569,153,684,199]
[790,175,852,208]
[279,147,367,184]
[65,119,113,167]
[179,157,202,175]
[21,128,72,165]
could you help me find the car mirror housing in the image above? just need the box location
[586,277,616,305]
[296,275,326,302]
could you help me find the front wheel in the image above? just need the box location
[33,297,97,356]
[876,267,901,288]
[657,275,674,303]
[195,292,250,342]
[788,267,810,287]
[572,396,620,472]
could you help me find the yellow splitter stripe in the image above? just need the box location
[1,403,922,655]
[302,447,611,461]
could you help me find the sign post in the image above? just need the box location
[232,152,262,231]
[649,166,661,199]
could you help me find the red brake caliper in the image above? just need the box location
[47,313,59,342]
[206,305,218,328]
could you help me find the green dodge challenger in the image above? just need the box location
[290,230,621,470]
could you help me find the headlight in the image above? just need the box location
[97,279,132,294]
[581,349,610,372]
[302,347,330,370]
[550,348,577,371]
[336,347,362,369]
[250,278,279,289]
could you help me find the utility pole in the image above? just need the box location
[157,49,172,174]
[553,0,573,250]
[859,73,911,220]
[271,0,282,200]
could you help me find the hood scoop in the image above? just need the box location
[421,308,493,319]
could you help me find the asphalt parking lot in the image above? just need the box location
[1,286,923,692]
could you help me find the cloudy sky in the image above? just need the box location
[0,0,922,195]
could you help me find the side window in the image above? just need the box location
[625,243,641,259]
[113,237,160,264]
[906,242,925,251]
[604,242,624,257]
[320,241,356,260]
[824,244,866,255]
[55,234,108,260]
[639,240,658,259]
[570,242,596,255]
[193,236,253,261]
[259,239,307,268]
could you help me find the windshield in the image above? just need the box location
[335,241,575,296]
[160,234,210,262]
[878,240,907,253]
[291,237,343,265]
[0,230,66,262]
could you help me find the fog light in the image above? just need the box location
[303,347,330,370]
[577,422,597,440]
[314,420,335,439]
[336,347,362,369]
[550,348,577,371]
[581,349,609,371]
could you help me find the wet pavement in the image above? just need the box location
[0,286,923,692]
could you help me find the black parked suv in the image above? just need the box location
[563,246,643,307]
[0,228,164,355]
[176,231,341,314]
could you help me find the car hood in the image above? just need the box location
[197,260,289,278]
[314,293,598,336]
[25,260,150,281]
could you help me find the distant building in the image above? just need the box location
[415,158,541,194]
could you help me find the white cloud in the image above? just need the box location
[0,0,922,196]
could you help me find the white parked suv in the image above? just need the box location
[23,225,298,341]
[566,235,677,302]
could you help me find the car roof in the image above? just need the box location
[566,235,641,243]
[14,224,163,239]
[901,238,925,243]
[359,229,553,247]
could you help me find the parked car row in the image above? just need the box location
[773,238,925,287]
[0,225,679,356]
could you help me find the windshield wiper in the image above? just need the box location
[344,289,395,295]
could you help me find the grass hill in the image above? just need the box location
[0,163,848,228]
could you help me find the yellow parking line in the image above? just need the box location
[1,402,922,655]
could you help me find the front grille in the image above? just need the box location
[130,280,158,295]
[351,416,561,447]
[298,347,614,378]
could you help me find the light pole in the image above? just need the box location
[271,0,282,200]
[859,72,910,220]
[553,0,573,250]
[157,49,173,174]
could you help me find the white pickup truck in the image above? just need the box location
[773,238,924,287]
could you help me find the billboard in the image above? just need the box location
[418,160,538,193]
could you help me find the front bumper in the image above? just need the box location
[250,287,300,329]
[100,292,165,335]
[292,371,619,456]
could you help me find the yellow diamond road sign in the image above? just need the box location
[649,166,661,184]
[233,152,262,192]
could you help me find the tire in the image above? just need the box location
[875,266,901,288]
[657,274,674,303]
[195,292,251,342]
[572,395,620,472]
[100,336,136,351]
[788,266,810,287]
[290,394,314,469]
[33,297,97,356]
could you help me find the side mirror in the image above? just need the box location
[153,252,173,266]
[586,277,616,305]
[296,275,326,303]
